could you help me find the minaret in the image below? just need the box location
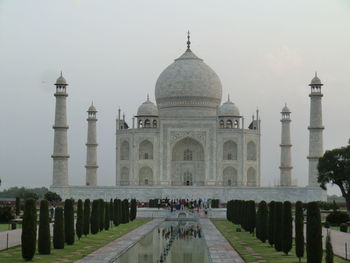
[308,73,324,187]
[52,72,69,186]
[280,104,292,186]
[85,103,98,186]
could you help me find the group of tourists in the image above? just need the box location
[155,198,213,212]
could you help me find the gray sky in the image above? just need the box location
[1,0,349,195]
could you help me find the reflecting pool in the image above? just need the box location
[113,221,210,263]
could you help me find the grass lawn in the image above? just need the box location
[0,218,150,263]
[0,224,21,232]
[212,219,348,263]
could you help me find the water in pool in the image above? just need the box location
[113,221,210,263]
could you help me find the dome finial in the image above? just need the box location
[187,30,191,50]
[228,94,230,102]
[315,71,317,77]
[147,93,149,101]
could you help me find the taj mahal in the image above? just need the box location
[50,35,326,202]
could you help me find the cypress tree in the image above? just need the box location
[38,199,51,254]
[248,201,256,234]
[121,199,130,224]
[76,199,83,240]
[21,198,37,261]
[325,231,334,263]
[53,207,64,249]
[104,202,110,230]
[83,199,90,236]
[99,199,105,231]
[117,199,122,225]
[90,200,99,234]
[307,202,322,263]
[110,198,114,225]
[64,199,75,245]
[130,199,137,221]
[113,199,118,226]
[295,201,304,262]
[125,199,130,223]
[15,196,20,216]
[282,201,292,255]
[274,202,283,251]
[256,201,268,243]
[268,201,275,247]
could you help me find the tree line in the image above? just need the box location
[21,198,137,261]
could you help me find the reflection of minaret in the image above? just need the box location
[85,103,98,186]
[308,73,324,187]
[280,104,292,186]
[52,73,69,186]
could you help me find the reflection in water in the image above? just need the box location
[114,221,209,263]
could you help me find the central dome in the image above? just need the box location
[155,48,222,113]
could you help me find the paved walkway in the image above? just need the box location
[200,218,245,263]
[75,218,163,263]
[322,228,350,259]
[0,229,22,250]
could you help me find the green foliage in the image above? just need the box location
[282,201,292,255]
[268,201,275,247]
[99,199,105,231]
[295,201,304,261]
[90,200,99,234]
[44,191,62,202]
[307,202,323,263]
[76,199,83,240]
[130,199,137,221]
[325,231,334,263]
[274,202,283,251]
[211,199,220,208]
[53,207,64,249]
[256,201,268,243]
[21,198,37,261]
[104,202,110,230]
[110,199,114,225]
[83,199,90,236]
[64,199,75,245]
[326,210,350,225]
[318,145,350,211]
[121,199,129,224]
[0,186,49,199]
[340,223,348,232]
[248,201,256,234]
[0,206,14,222]
[38,200,51,254]
[15,196,20,216]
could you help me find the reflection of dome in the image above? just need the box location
[137,96,159,116]
[310,72,322,85]
[55,72,67,85]
[218,96,240,116]
[155,48,222,110]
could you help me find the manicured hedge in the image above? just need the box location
[21,198,37,261]
[38,199,51,254]
[53,207,64,249]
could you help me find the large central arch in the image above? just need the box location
[171,137,205,186]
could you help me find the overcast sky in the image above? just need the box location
[0,0,349,195]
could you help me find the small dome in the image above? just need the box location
[282,104,290,113]
[55,72,67,85]
[310,72,322,85]
[137,96,159,116]
[88,103,97,112]
[218,96,240,116]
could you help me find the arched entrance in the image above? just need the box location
[171,137,205,186]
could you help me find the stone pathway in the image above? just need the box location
[74,218,163,263]
[322,228,350,259]
[200,218,245,263]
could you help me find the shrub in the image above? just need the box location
[15,197,20,216]
[116,199,122,226]
[268,201,275,247]
[91,200,99,234]
[99,199,105,231]
[324,221,330,228]
[104,202,110,230]
[44,191,62,202]
[295,201,304,261]
[211,199,220,208]
[76,199,83,240]
[110,199,114,225]
[256,201,268,243]
[326,211,350,225]
[274,202,283,251]
[64,199,75,245]
[83,199,90,236]
[38,199,51,254]
[307,202,322,263]
[21,198,37,261]
[121,199,129,224]
[282,201,292,255]
[325,231,334,263]
[248,200,256,234]
[53,207,64,249]
[130,199,137,221]
[0,206,14,223]
[340,223,348,232]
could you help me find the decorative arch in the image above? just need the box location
[138,120,143,128]
[153,120,157,128]
[139,140,153,160]
[172,137,204,161]
[226,120,233,128]
[247,141,257,161]
[120,167,129,185]
[139,166,153,185]
[247,167,257,186]
[223,167,238,186]
[223,140,238,160]
[120,141,130,160]
[219,120,225,128]
[144,119,151,128]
